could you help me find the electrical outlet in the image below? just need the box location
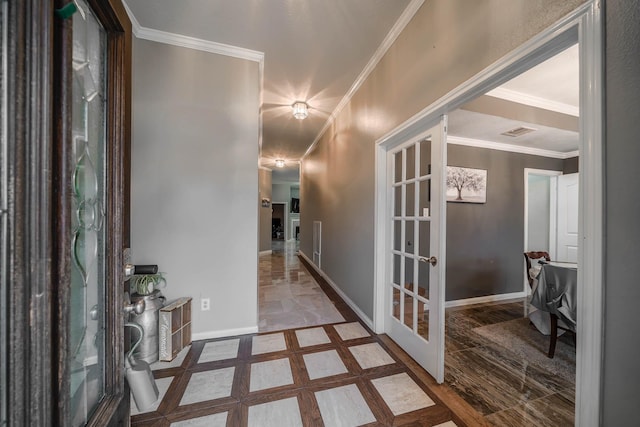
[201,298,210,311]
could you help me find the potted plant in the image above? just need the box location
[130,272,166,296]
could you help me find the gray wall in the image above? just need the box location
[563,156,579,174]
[445,145,563,300]
[259,168,272,252]
[131,38,260,336]
[527,175,551,252]
[603,0,640,424]
[300,0,584,320]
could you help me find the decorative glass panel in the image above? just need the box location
[69,0,107,425]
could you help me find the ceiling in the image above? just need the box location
[123,1,578,182]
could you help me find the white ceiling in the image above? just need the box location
[123,1,579,181]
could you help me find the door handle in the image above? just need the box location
[419,256,438,267]
[124,292,145,315]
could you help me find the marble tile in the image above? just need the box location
[371,373,435,415]
[252,333,287,355]
[258,243,345,332]
[247,396,303,427]
[198,339,239,363]
[179,367,234,405]
[249,358,294,392]
[349,343,395,369]
[130,376,173,415]
[333,322,370,341]
[303,350,348,380]
[295,327,331,347]
[151,345,190,371]
[315,384,376,426]
[170,412,228,426]
[260,300,284,314]
[433,422,458,427]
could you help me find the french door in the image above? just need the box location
[386,119,447,383]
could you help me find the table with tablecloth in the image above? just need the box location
[528,262,577,335]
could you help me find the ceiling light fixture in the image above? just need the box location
[292,101,309,120]
[275,159,285,168]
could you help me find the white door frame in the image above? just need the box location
[523,168,563,293]
[374,2,603,425]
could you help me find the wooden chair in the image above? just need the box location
[523,251,551,288]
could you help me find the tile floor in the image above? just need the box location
[135,242,574,426]
[133,322,464,426]
[258,241,345,332]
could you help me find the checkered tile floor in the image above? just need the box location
[131,322,463,426]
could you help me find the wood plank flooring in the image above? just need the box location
[444,301,576,426]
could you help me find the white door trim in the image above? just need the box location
[575,3,604,425]
[374,2,602,424]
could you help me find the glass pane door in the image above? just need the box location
[386,119,446,383]
[69,0,108,424]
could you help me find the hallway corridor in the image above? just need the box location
[258,241,344,332]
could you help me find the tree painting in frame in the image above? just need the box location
[446,166,487,203]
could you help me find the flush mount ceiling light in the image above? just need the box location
[275,159,285,168]
[292,101,309,120]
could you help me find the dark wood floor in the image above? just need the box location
[445,300,576,426]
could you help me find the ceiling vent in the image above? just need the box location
[500,126,537,137]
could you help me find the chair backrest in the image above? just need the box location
[523,251,551,287]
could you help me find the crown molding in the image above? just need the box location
[122,1,264,63]
[302,0,425,160]
[136,27,264,63]
[448,135,578,159]
[486,87,579,117]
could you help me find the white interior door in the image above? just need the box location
[386,119,446,383]
[556,173,579,262]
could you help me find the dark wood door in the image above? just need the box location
[1,0,131,425]
[55,0,132,425]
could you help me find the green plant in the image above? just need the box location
[130,273,166,296]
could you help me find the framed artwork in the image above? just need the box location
[446,166,487,203]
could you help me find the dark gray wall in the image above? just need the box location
[446,145,563,300]
[603,0,640,424]
[527,175,551,252]
[563,156,579,174]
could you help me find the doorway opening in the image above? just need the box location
[271,202,287,243]
[375,4,603,424]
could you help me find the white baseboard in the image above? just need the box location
[298,251,374,330]
[445,291,526,308]
[259,250,272,256]
[191,326,259,342]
